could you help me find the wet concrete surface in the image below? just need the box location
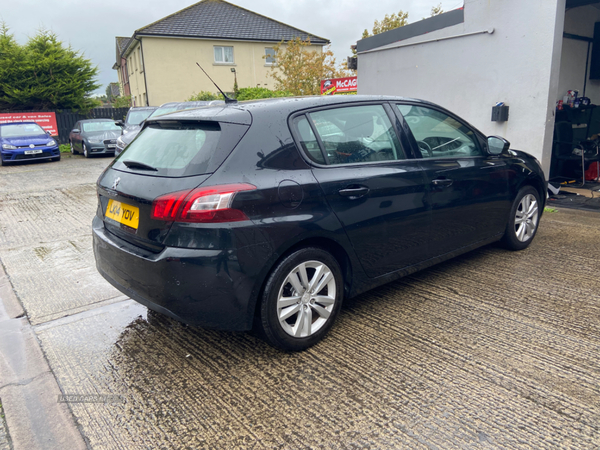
[0,400,9,450]
[1,156,600,449]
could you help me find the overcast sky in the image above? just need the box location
[1,0,463,95]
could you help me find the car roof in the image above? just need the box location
[0,121,39,126]
[151,95,434,126]
[79,118,119,123]
[128,106,157,111]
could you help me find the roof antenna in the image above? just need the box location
[195,62,237,104]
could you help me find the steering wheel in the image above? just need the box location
[416,140,432,158]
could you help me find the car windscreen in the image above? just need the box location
[82,122,122,132]
[0,123,46,137]
[126,110,154,125]
[147,107,179,119]
[112,120,249,177]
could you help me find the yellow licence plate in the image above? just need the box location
[105,199,139,230]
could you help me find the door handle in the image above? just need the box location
[431,178,453,187]
[338,186,370,198]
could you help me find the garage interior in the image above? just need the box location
[548,0,600,210]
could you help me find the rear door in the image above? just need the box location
[394,103,511,258]
[292,103,430,278]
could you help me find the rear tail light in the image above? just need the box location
[152,183,256,223]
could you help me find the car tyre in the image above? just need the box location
[70,141,77,155]
[259,247,343,352]
[83,143,90,158]
[501,185,541,251]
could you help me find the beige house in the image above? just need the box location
[114,0,329,106]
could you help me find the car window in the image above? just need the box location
[397,105,481,158]
[0,123,46,137]
[82,122,122,132]
[293,116,325,164]
[126,110,154,125]
[298,105,405,165]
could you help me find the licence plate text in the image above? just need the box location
[24,149,43,155]
[105,199,139,230]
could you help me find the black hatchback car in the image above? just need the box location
[93,96,546,351]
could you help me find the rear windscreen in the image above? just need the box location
[112,121,248,177]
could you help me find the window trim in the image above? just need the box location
[289,101,416,169]
[392,101,486,160]
[213,45,235,65]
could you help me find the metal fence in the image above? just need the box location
[0,107,130,144]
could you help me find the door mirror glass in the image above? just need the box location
[72,129,80,134]
[487,136,509,155]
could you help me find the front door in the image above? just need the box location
[395,103,511,258]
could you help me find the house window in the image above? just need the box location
[265,47,276,65]
[214,46,234,64]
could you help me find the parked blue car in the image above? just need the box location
[0,122,60,165]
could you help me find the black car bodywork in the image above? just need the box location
[93,96,546,350]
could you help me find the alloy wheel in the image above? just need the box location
[514,193,538,242]
[276,260,336,338]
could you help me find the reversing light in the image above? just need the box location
[152,183,256,223]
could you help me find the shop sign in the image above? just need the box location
[0,112,59,136]
[321,76,358,95]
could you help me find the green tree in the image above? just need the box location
[430,3,444,16]
[0,24,100,111]
[112,95,131,108]
[187,91,220,101]
[368,10,409,36]
[235,87,292,101]
[105,82,120,102]
[268,38,350,96]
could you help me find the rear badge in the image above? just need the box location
[112,177,121,190]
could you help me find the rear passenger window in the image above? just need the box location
[296,105,405,165]
[294,116,325,164]
[397,105,481,158]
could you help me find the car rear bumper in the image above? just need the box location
[92,215,258,331]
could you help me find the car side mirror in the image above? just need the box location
[487,136,510,155]
[72,129,80,134]
[115,120,124,127]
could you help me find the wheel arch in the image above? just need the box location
[517,173,547,210]
[249,235,354,330]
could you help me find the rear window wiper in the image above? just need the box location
[122,160,158,171]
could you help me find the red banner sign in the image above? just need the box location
[0,112,59,136]
[321,76,358,95]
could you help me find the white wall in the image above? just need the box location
[358,0,567,178]
[557,5,600,102]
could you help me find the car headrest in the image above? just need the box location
[343,114,374,139]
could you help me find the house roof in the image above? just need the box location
[116,37,132,54]
[113,37,132,68]
[133,0,329,45]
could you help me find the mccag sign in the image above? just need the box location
[321,76,358,95]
